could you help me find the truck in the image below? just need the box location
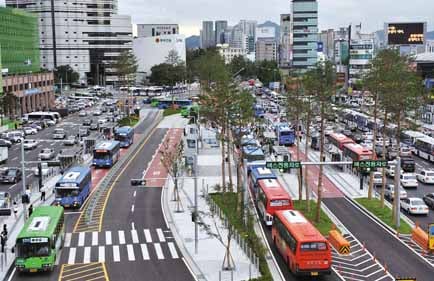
[0,147,7,164]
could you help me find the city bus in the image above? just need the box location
[275,123,295,146]
[24,112,61,124]
[93,140,121,168]
[181,104,199,118]
[54,166,92,208]
[401,130,426,147]
[249,167,277,197]
[15,206,65,272]
[242,146,266,172]
[114,126,134,148]
[157,99,193,109]
[342,143,374,162]
[414,136,434,162]
[327,133,355,162]
[272,210,332,276]
[257,179,293,226]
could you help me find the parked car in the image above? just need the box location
[0,139,12,148]
[416,170,434,184]
[0,167,22,183]
[33,162,49,177]
[4,131,24,143]
[400,197,429,215]
[53,128,67,139]
[385,184,407,200]
[93,110,102,116]
[98,118,108,125]
[400,173,418,188]
[64,136,78,146]
[385,164,403,178]
[23,139,38,150]
[22,127,37,135]
[386,147,398,160]
[38,148,56,160]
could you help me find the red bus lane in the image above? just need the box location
[287,147,343,198]
[143,128,183,187]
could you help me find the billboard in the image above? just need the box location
[386,22,425,45]
[256,27,276,40]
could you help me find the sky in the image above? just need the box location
[118,0,434,36]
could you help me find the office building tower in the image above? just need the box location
[137,24,179,38]
[290,0,318,70]
[200,21,215,48]
[230,27,249,53]
[256,39,277,62]
[7,0,133,85]
[280,14,291,68]
[319,29,335,60]
[215,20,228,45]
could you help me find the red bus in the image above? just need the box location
[342,143,373,161]
[257,179,293,226]
[272,210,332,276]
[327,133,355,150]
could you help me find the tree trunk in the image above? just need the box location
[295,118,303,202]
[368,93,379,200]
[393,110,402,222]
[315,104,325,223]
[304,110,311,212]
[226,129,233,192]
[221,126,226,192]
[381,111,388,208]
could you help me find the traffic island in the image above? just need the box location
[355,198,412,234]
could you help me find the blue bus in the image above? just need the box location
[54,166,92,208]
[243,146,266,172]
[157,99,193,109]
[114,126,134,148]
[275,123,295,146]
[249,167,277,197]
[254,105,265,118]
[93,140,121,168]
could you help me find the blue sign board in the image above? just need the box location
[317,42,324,52]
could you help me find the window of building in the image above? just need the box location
[65,19,68,21]
[65,31,68,34]
[65,40,69,42]
[74,56,78,58]
[66,56,69,58]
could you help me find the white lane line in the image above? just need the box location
[67,248,76,264]
[144,229,152,243]
[50,142,55,146]
[156,228,166,242]
[131,229,139,244]
[11,157,17,161]
[168,242,179,259]
[126,244,135,261]
[133,190,136,197]
[8,184,17,190]
[131,222,135,230]
[83,247,91,263]
[78,232,85,247]
[92,231,98,246]
[105,231,112,245]
[140,244,150,260]
[154,243,164,259]
[131,204,135,213]
[26,175,32,178]
[98,246,105,262]
[113,245,120,262]
[118,230,126,244]
[64,233,72,247]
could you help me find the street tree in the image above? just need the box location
[112,50,138,87]
[165,49,183,66]
[54,65,79,85]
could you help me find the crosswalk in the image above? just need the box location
[63,228,180,264]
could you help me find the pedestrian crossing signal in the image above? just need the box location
[339,245,350,255]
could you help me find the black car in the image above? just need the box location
[0,168,22,184]
[83,119,93,126]
[0,139,12,148]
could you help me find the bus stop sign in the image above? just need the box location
[352,160,387,169]
[266,161,301,169]
[429,223,434,250]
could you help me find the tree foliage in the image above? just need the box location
[112,50,138,86]
[54,65,80,84]
[149,63,186,86]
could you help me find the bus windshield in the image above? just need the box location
[94,152,111,160]
[55,188,79,198]
[114,134,128,142]
[280,130,293,136]
[16,240,50,258]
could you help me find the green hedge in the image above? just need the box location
[163,108,181,116]
[118,116,139,127]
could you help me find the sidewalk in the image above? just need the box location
[164,147,260,281]
[0,174,61,280]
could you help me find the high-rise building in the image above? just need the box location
[215,20,228,45]
[255,39,277,62]
[200,21,215,48]
[230,27,249,53]
[238,20,256,52]
[217,44,246,64]
[7,0,133,85]
[319,29,335,60]
[280,14,292,68]
[0,7,54,117]
[349,25,374,85]
[223,27,233,45]
[290,0,318,70]
[137,24,179,38]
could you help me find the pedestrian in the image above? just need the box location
[13,201,18,219]
[28,204,33,218]
[41,187,46,202]
[25,185,31,203]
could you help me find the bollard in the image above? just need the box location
[219,270,221,281]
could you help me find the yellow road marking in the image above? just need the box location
[102,262,109,280]
[63,262,100,272]
[62,267,102,278]
[84,276,107,281]
[63,270,104,281]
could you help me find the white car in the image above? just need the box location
[416,170,434,184]
[79,111,88,117]
[98,118,108,125]
[385,184,407,200]
[400,197,429,215]
[400,173,418,188]
[22,127,37,135]
[370,172,383,186]
[385,165,404,178]
[23,139,38,150]
[46,120,56,126]
[400,146,412,157]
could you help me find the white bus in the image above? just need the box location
[24,112,61,124]
[414,136,434,162]
[401,130,426,147]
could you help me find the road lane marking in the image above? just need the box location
[126,244,135,261]
[8,184,16,190]
[118,230,125,244]
[144,229,152,243]
[11,157,17,161]
[140,244,150,260]
[105,231,112,245]
[131,204,134,213]
[131,222,135,230]
[154,243,164,259]
[83,247,91,263]
[131,229,139,244]
[68,248,76,264]
[64,233,72,247]
[98,246,105,262]
[50,142,55,146]
[92,231,98,246]
[78,232,85,247]
[133,190,136,197]
[113,245,120,262]
[168,242,179,259]
[156,228,166,242]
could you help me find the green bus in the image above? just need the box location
[181,104,199,118]
[15,206,65,272]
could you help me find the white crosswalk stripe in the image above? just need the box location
[105,231,112,245]
[98,246,105,262]
[78,232,85,247]
[156,228,166,242]
[83,247,91,263]
[92,231,98,246]
[140,244,150,260]
[113,245,120,262]
[168,242,179,259]
[154,243,164,260]
[131,229,139,244]
[118,230,126,244]
[64,233,72,247]
[68,248,76,264]
[144,229,152,243]
[127,244,135,261]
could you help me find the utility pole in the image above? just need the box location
[20,138,27,219]
[394,157,401,228]
[243,158,248,226]
[194,154,198,254]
